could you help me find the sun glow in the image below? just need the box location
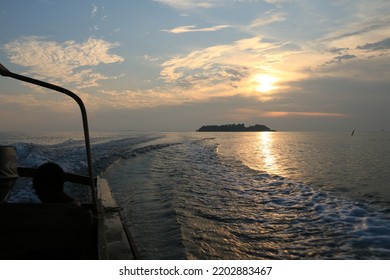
[255,75,277,93]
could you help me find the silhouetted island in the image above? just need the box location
[196,124,276,132]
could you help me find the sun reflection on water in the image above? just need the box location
[256,132,279,175]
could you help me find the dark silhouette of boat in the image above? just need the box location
[0,63,138,259]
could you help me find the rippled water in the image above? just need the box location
[103,132,390,259]
[219,132,390,203]
[2,131,390,259]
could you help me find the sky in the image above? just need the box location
[1,0,390,132]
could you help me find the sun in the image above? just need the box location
[255,75,277,93]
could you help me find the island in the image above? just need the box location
[196,124,276,132]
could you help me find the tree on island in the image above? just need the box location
[196,124,275,132]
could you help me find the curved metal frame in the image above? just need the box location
[0,63,96,207]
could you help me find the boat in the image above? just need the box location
[0,63,139,259]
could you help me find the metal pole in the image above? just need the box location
[0,63,97,207]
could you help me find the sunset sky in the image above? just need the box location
[1,0,390,132]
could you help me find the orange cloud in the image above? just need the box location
[261,111,350,118]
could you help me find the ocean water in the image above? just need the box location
[1,131,390,259]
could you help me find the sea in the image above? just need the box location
[1,130,390,260]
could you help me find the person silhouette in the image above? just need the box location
[33,162,79,206]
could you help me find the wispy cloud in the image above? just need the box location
[221,107,350,123]
[160,36,281,81]
[143,55,160,62]
[249,10,287,28]
[154,0,219,9]
[260,111,350,118]
[357,38,390,51]
[162,24,230,33]
[318,12,390,45]
[91,4,98,17]
[97,88,185,109]
[307,7,390,78]
[3,36,124,89]
[323,54,358,67]
[264,0,294,3]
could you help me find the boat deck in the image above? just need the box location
[0,171,137,260]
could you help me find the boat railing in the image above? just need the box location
[1,62,137,259]
[0,62,96,209]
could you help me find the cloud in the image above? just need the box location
[221,107,351,124]
[155,1,387,98]
[328,47,350,54]
[143,55,160,62]
[159,35,308,99]
[334,54,357,62]
[312,12,390,76]
[97,87,193,109]
[91,64,251,110]
[357,38,390,51]
[162,24,230,33]
[154,0,219,9]
[154,0,290,9]
[260,111,350,118]
[156,4,390,107]
[91,4,98,17]
[249,10,287,28]
[160,36,282,81]
[323,54,358,67]
[318,13,390,45]
[3,36,124,89]
[264,0,293,3]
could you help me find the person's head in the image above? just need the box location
[33,162,65,202]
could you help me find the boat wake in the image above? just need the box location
[5,133,390,259]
